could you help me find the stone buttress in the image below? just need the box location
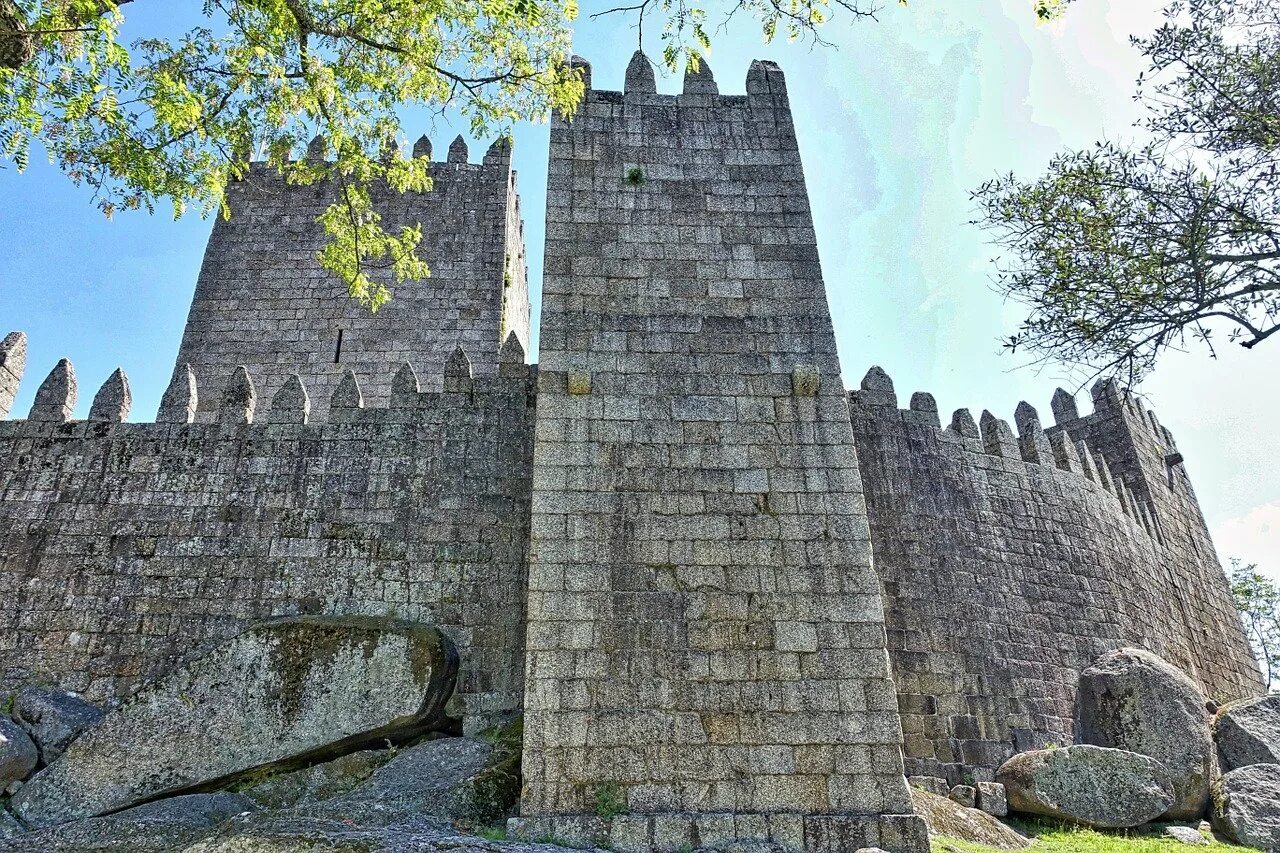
[515,54,927,852]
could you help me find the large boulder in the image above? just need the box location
[1215,695,1280,771]
[1,793,258,852]
[908,787,1029,849]
[12,686,104,765]
[1211,763,1280,851]
[236,748,395,810]
[995,744,1175,828]
[0,717,38,787]
[294,734,522,827]
[1075,647,1212,820]
[12,617,457,828]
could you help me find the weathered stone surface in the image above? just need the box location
[28,358,76,422]
[948,785,976,809]
[1,807,26,839]
[87,368,131,423]
[292,735,520,827]
[1075,647,1213,820]
[1216,694,1280,771]
[1211,763,1280,851]
[12,617,458,828]
[524,56,924,850]
[1163,825,1209,845]
[236,749,394,810]
[908,788,1029,849]
[12,686,105,765]
[976,781,1007,818]
[2,792,258,852]
[996,744,1175,828]
[908,776,949,797]
[0,717,38,787]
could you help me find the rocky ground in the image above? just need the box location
[4,624,1280,853]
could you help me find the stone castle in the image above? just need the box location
[0,52,1264,852]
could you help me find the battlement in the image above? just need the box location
[848,367,1171,539]
[0,332,532,434]
[177,128,530,423]
[565,49,791,105]
[0,332,535,732]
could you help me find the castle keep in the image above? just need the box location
[0,52,1264,852]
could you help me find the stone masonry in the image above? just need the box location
[0,51,1264,853]
[516,54,926,852]
[174,136,530,420]
[849,372,1264,789]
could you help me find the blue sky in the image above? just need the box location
[0,0,1275,570]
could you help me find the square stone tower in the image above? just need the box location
[517,54,926,852]
[172,136,530,420]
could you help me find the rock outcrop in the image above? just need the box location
[1210,762,1280,851]
[12,686,104,765]
[12,617,458,828]
[0,717,37,788]
[996,744,1175,828]
[1215,695,1280,771]
[1075,647,1213,820]
[908,788,1029,850]
[2,793,259,852]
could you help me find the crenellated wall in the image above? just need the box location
[173,135,531,421]
[849,367,1264,786]
[0,333,535,733]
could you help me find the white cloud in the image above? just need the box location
[1215,503,1280,574]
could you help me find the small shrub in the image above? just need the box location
[624,166,644,186]
[593,782,628,819]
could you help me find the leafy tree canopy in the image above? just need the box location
[1,0,1070,307]
[1230,559,1280,693]
[973,0,1280,384]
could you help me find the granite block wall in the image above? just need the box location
[173,138,530,421]
[849,369,1264,786]
[517,54,926,853]
[0,346,534,732]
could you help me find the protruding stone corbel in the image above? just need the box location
[791,364,819,397]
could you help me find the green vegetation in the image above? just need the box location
[624,166,645,186]
[933,819,1252,853]
[477,825,508,841]
[1229,559,1280,692]
[592,782,628,819]
[1,0,1072,309]
[972,0,1280,383]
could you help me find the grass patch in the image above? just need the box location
[933,819,1252,853]
[477,825,507,841]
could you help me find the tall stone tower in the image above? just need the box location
[517,54,927,852]
[173,136,530,419]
